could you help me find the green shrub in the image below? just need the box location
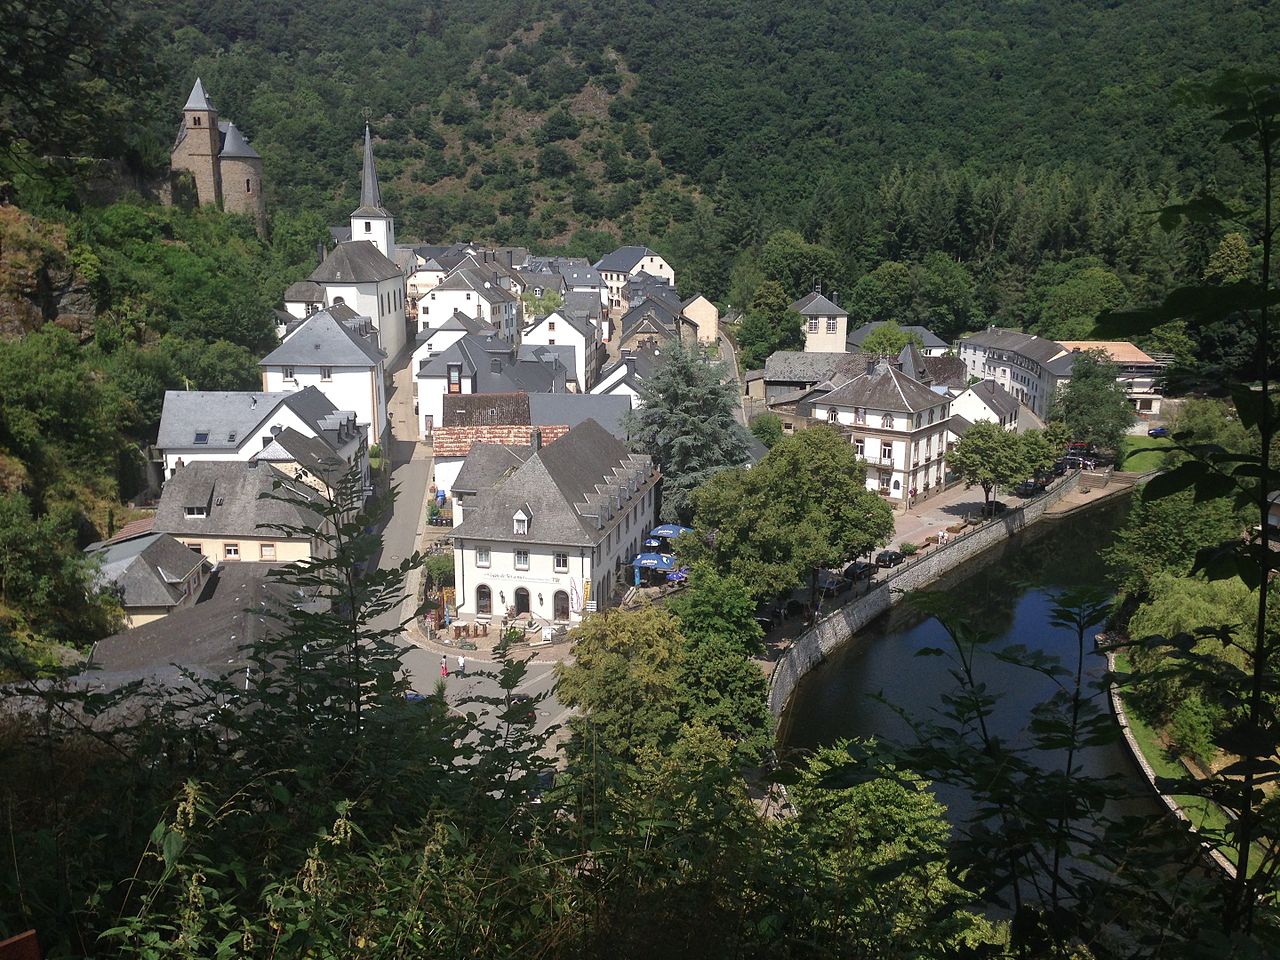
[900,542,920,556]
[1169,693,1219,767]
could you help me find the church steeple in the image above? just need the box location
[350,123,395,258]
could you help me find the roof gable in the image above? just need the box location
[309,241,402,284]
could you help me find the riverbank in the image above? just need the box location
[767,469,1102,717]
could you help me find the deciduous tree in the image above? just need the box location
[1048,350,1135,450]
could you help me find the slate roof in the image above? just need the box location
[284,280,324,303]
[451,443,532,495]
[157,387,353,454]
[416,334,567,396]
[967,379,1021,422]
[763,351,864,384]
[948,414,974,437]
[619,296,683,339]
[432,424,569,459]
[597,345,664,391]
[528,310,595,341]
[529,393,632,439]
[441,392,531,427]
[153,461,323,540]
[923,355,969,393]
[896,342,930,382]
[452,420,654,547]
[87,533,206,609]
[562,290,603,324]
[251,427,349,488]
[260,308,384,368]
[560,266,602,287]
[352,124,390,218]
[435,268,517,303]
[594,245,659,273]
[85,563,318,690]
[847,321,946,350]
[427,310,498,337]
[219,122,259,160]
[183,78,213,111]
[790,291,846,316]
[960,327,1072,368]
[820,359,944,413]
[309,241,402,283]
[519,343,577,378]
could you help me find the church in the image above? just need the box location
[170,78,267,235]
[282,126,410,359]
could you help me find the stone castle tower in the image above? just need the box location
[170,78,267,235]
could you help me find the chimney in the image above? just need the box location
[316,241,326,265]
[831,290,839,306]
[813,278,821,294]
[530,428,542,452]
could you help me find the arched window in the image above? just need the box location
[246,179,252,193]
[476,584,491,615]
[553,591,570,621]
[827,408,838,423]
[881,414,893,428]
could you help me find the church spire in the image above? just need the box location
[183,77,214,112]
[357,123,385,214]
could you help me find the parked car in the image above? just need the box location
[1051,459,1068,476]
[752,601,776,632]
[817,572,851,598]
[1148,426,1170,438]
[876,550,906,568]
[843,560,876,582]
[1064,455,1095,470]
[1014,480,1043,498]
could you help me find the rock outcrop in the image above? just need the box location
[0,204,96,341]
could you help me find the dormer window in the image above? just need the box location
[513,508,531,536]
[184,505,207,518]
[881,414,893,428]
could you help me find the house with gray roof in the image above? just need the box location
[955,327,1075,420]
[86,533,209,628]
[591,344,666,406]
[451,419,660,625]
[521,309,603,390]
[414,333,568,437]
[759,351,866,404]
[260,307,388,446]
[155,386,367,494]
[419,266,520,342]
[594,245,675,316]
[153,460,331,565]
[804,358,953,509]
[848,321,949,357]
[791,288,849,354]
[617,295,698,353]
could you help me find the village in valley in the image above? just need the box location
[84,79,1176,724]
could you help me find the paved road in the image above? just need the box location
[717,326,749,427]
[372,347,571,740]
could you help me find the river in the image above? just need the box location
[781,496,1159,821]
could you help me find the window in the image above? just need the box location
[854,407,866,425]
[476,546,491,567]
[192,115,201,127]
[554,552,569,572]
[548,339,555,345]
[224,543,240,560]
[320,367,332,381]
[826,317,838,334]
[807,317,819,333]
[827,408,839,423]
[515,549,529,570]
[476,584,492,615]
[853,437,865,457]
[514,516,528,535]
[447,364,462,395]
[186,541,203,555]
[260,543,276,561]
[283,366,295,380]
[881,441,893,462]
[184,505,207,518]
[881,414,893,428]
[548,321,556,331]
[928,408,935,425]
[193,430,210,445]
[364,221,371,233]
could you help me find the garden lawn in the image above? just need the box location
[1118,434,1171,473]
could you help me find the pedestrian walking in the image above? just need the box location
[457,654,466,676]
[440,656,448,678]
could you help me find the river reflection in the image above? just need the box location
[781,497,1157,821]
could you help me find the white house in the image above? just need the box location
[950,379,1022,431]
[1056,341,1168,416]
[155,387,368,490]
[413,309,498,362]
[594,245,675,315]
[806,358,952,507]
[791,290,848,354]
[955,328,1075,421]
[522,310,603,391]
[259,305,388,447]
[450,420,660,626]
[414,334,568,437]
[591,345,662,406]
[419,267,520,342]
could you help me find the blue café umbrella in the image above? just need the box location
[631,552,677,571]
[666,566,691,583]
[649,523,694,540]
[643,537,662,548]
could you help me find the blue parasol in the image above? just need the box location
[649,524,694,539]
[631,552,677,571]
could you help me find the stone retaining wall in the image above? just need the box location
[767,471,1082,716]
